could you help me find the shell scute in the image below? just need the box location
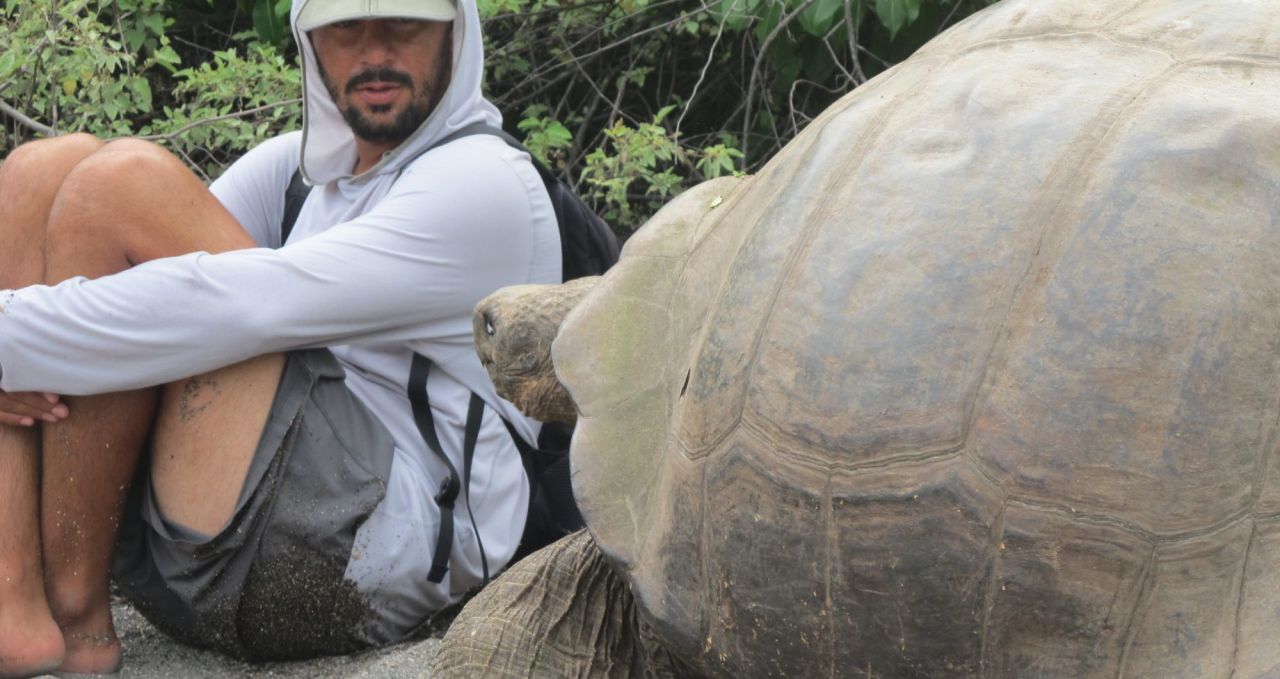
[1123,520,1252,677]
[969,62,1280,536]
[985,505,1151,676]
[1235,519,1280,676]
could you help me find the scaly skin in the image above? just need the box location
[472,276,601,424]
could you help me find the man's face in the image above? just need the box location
[310,19,453,144]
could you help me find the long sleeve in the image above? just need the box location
[0,139,551,395]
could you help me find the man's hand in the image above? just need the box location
[0,390,69,426]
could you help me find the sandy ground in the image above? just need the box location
[33,600,441,678]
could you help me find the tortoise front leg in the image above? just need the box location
[473,276,601,424]
[431,530,689,678]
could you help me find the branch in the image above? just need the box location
[0,97,56,137]
[843,0,867,85]
[138,99,301,142]
[741,0,818,161]
[499,0,694,88]
[675,0,731,138]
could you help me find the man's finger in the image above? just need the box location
[0,412,36,427]
[0,392,68,421]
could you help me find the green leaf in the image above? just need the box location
[875,0,920,40]
[753,0,782,43]
[129,77,152,108]
[253,0,286,47]
[124,26,146,52]
[0,51,16,80]
[798,0,844,37]
[543,120,572,147]
[142,12,164,36]
[153,44,181,72]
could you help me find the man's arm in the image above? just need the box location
[0,140,544,395]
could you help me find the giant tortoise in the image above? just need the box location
[433,0,1280,675]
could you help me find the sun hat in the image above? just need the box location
[298,0,456,31]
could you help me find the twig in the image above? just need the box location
[820,22,857,87]
[500,0,694,88]
[48,80,58,134]
[741,0,818,161]
[556,33,618,127]
[675,0,731,137]
[0,97,56,137]
[138,99,301,142]
[939,0,965,32]
[843,0,867,85]
[113,1,134,78]
[174,145,211,183]
[481,0,617,23]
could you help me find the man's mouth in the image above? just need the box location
[354,82,403,107]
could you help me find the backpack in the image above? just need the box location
[281,125,619,584]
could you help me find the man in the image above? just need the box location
[0,0,560,674]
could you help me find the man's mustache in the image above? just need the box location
[345,67,414,94]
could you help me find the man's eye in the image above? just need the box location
[332,19,359,29]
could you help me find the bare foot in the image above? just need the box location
[56,628,121,675]
[51,607,121,676]
[0,594,66,679]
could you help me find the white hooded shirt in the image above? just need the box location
[0,0,560,642]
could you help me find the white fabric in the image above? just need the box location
[0,0,560,644]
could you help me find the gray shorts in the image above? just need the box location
[113,349,397,661]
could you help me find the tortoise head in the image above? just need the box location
[473,277,601,424]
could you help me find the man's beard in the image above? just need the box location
[319,46,452,145]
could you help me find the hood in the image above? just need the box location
[291,0,502,184]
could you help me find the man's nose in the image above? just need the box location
[354,21,399,63]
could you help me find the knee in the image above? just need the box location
[65,139,182,193]
[2,133,104,176]
[46,140,181,235]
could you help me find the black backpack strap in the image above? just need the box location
[407,353,460,584]
[281,168,311,245]
[502,417,535,457]
[409,353,493,585]
[462,392,489,583]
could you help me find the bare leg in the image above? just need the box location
[0,137,271,676]
[151,355,281,537]
[0,134,103,677]
[0,425,65,679]
[36,140,266,674]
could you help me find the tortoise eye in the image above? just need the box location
[483,313,496,337]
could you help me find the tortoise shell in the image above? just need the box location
[553,0,1280,675]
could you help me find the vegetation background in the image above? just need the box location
[0,0,996,234]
